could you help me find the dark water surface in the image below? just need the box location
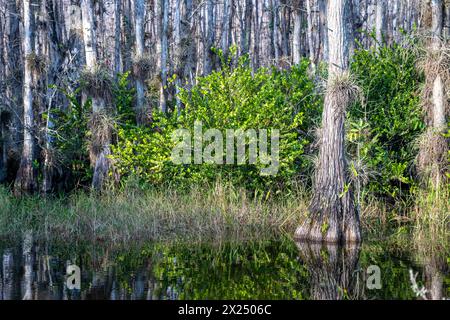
[0,235,448,300]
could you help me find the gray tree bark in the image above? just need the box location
[159,0,169,112]
[135,0,147,124]
[81,0,111,190]
[14,0,37,195]
[375,0,387,47]
[296,0,361,244]
[292,0,302,65]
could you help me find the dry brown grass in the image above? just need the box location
[416,128,449,182]
[416,42,450,122]
[326,72,363,115]
[88,112,116,164]
[132,55,155,80]
[80,65,114,100]
[26,53,48,75]
[0,182,309,244]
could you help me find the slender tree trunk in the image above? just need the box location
[292,0,302,65]
[204,0,215,74]
[114,0,122,75]
[174,0,182,113]
[159,0,169,112]
[5,0,22,179]
[252,0,261,70]
[306,0,316,70]
[271,0,280,64]
[296,0,361,244]
[14,0,37,195]
[221,0,232,56]
[375,0,387,47]
[242,0,252,55]
[318,0,328,62]
[0,15,5,183]
[135,0,147,124]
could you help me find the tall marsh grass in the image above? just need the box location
[412,186,450,251]
[1,181,448,246]
[0,182,308,244]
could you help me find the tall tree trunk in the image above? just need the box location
[241,0,252,55]
[296,0,361,244]
[318,0,328,62]
[0,14,6,183]
[271,0,280,64]
[114,0,122,75]
[81,0,111,190]
[292,0,302,65]
[5,0,22,181]
[159,0,169,112]
[174,0,183,113]
[375,0,387,47]
[14,0,37,195]
[204,0,215,74]
[221,0,232,56]
[306,0,316,70]
[135,0,147,124]
[252,0,261,70]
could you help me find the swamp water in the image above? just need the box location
[0,236,448,300]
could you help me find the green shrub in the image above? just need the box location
[50,87,92,188]
[111,57,321,190]
[350,42,425,199]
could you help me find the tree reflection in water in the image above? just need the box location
[0,236,448,300]
[296,242,362,300]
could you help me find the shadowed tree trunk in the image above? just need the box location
[114,0,122,76]
[295,0,361,244]
[14,0,37,195]
[204,0,215,74]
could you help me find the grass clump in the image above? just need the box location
[0,183,309,244]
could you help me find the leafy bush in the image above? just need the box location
[111,57,321,190]
[50,87,92,188]
[50,72,135,189]
[350,42,425,199]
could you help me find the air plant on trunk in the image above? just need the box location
[80,65,114,103]
[132,55,155,81]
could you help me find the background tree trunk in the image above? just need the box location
[375,0,387,47]
[159,0,169,113]
[81,0,111,190]
[135,0,147,124]
[14,0,36,195]
[292,0,302,65]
